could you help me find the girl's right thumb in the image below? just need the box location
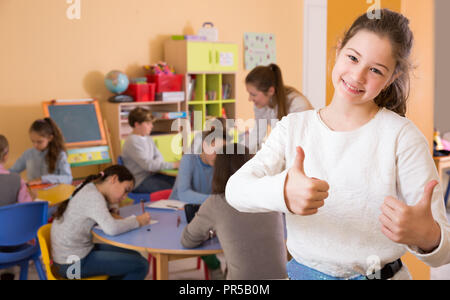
[294,146,306,175]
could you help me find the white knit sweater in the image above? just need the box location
[226,108,450,279]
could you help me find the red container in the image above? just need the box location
[126,83,155,102]
[146,74,184,93]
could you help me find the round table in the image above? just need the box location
[92,204,222,280]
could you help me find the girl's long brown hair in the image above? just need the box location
[212,144,253,194]
[29,118,66,173]
[338,9,414,117]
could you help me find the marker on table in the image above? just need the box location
[177,215,181,227]
[140,199,145,214]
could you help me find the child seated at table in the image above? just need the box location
[170,127,227,279]
[51,165,150,280]
[0,134,33,207]
[181,143,287,279]
[122,107,179,194]
[170,127,226,204]
[9,118,72,185]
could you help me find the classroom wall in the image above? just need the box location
[0,0,304,176]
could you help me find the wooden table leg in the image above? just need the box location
[155,253,169,280]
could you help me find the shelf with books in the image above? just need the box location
[165,40,237,131]
[103,100,186,159]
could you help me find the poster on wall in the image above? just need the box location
[244,32,276,70]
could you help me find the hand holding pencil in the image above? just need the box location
[137,200,151,226]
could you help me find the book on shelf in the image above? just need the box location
[222,83,231,99]
[152,111,187,120]
[156,91,185,102]
[187,77,196,101]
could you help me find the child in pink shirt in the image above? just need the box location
[0,135,33,207]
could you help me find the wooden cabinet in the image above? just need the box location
[166,40,238,73]
[165,40,238,130]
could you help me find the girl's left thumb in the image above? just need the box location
[419,180,439,208]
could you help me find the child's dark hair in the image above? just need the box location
[128,107,155,128]
[212,144,253,194]
[339,9,414,117]
[30,118,66,173]
[245,63,305,120]
[0,135,9,162]
[54,165,135,220]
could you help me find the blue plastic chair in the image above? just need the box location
[0,202,48,280]
[445,170,450,208]
[117,156,150,204]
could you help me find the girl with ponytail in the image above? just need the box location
[10,118,72,185]
[245,63,313,152]
[227,9,450,280]
[51,165,150,280]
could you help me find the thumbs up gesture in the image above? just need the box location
[379,180,442,252]
[284,146,330,216]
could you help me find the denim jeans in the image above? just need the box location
[287,259,366,280]
[54,244,149,280]
[133,173,175,194]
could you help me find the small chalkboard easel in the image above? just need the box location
[42,99,115,168]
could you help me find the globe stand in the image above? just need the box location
[108,94,134,103]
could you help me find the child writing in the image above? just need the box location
[51,165,151,280]
[226,9,450,280]
[181,143,287,280]
[244,63,313,153]
[0,134,33,207]
[122,107,179,194]
[10,118,72,185]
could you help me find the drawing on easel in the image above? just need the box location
[244,32,276,70]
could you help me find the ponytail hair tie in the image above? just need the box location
[100,171,105,177]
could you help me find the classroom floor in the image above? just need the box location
[3,209,450,280]
[2,253,226,280]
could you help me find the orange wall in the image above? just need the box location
[0,0,304,174]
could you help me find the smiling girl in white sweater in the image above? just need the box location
[226,9,450,280]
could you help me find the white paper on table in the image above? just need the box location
[146,199,185,210]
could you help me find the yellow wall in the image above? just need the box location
[0,0,304,174]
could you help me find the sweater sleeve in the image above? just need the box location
[126,137,172,172]
[85,195,139,236]
[41,152,73,184]
[17,178,33,203]
[181,197,215,248]
[287,92,313,113]
[176,156,210,205]
[151,140,175,170]
[226,116,292,214]
[9,151,27,174]
[395,122,450,267]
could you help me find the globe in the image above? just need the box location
[105,70,129,94]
